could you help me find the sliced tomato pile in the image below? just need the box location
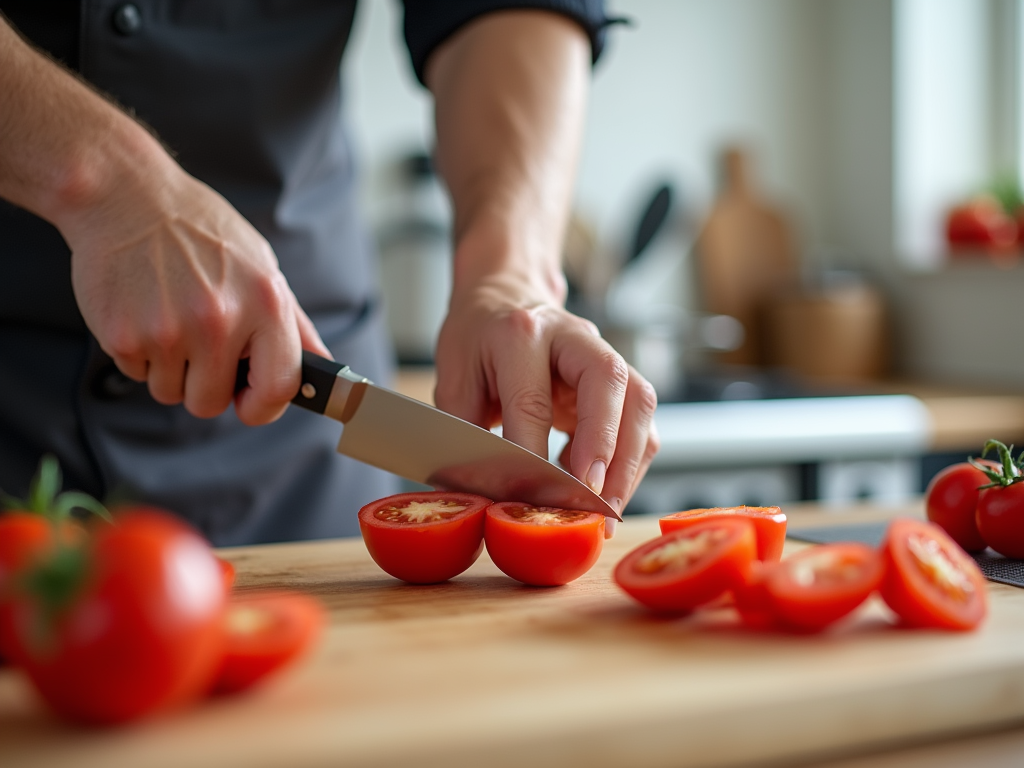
[358,491,491,584]
[659,506,786,563]
[484,502,605,586]
[614,518,756,612]
[615,507,989,634]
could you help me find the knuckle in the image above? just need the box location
[105,328,143,361]
[150,317,183,352]
[501,307,545,341]
[252,273,291,319]
[509,387,554,427]
[190,294,232,343]
[632,375,659,416]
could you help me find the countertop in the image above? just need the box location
[4,503,1024,768]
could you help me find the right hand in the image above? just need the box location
[64,156,330,426]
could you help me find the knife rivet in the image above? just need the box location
[301,383,317,399]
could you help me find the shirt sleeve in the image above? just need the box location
[401,0,623,86]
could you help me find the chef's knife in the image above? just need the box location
[236,352,620,520]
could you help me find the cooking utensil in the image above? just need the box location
[236,353,619,519]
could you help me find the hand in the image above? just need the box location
[434,275,660,521]
[65,157,330,425]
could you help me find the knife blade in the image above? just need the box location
[237,352,620,520]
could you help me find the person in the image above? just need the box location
[0,1,659,546]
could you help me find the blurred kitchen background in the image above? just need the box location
[344,0,1024,514]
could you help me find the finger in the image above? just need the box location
[295,305,333,359]
[183,344,241,419]
[146,351,188,406]
[111,355,148,383]
[493,309,554,459]
[551,334,629,494]
[600,367,659,515]
[234,319,301,427]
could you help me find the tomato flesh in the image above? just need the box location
[358,491,490,584]
[976,483,1024,559]
[879,518,987,631]
[762,543,882,632]
[211,591,325,695]
[925,463,989,552]
[660,506,786,563]
[11,509,227,724]
[614,518,757,613]
[484,503,604,586]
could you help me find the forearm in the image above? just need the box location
[425,10,590,305]
[0,17,168,235]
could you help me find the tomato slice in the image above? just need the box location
[660,506,787,563]
[484,503,605,586]
[358,491,490,584]
[734,561,780,631]
[614,518,757,613]
[211,591,325,695]
[879,518,988,631]
[217,556,237,591]
[761,543,882,632]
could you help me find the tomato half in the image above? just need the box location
[358,491,490,584]
[217,556,237,591]
[879,518,987,631]
[760,543,882,632]
[976,483,1024,558]
[484,503,604,587]
[660,506,787,563]
[925,463,989,552]
[10,509,227,724]
[211,591,325,695]
[733,561,780,631]
[614,518,757,613]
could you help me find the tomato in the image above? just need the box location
[946,198,1017,250]
[734,561,780,630]
[217,556,237,591]
[358,491,490,584]
[660,506,786,563]
[9,509,227,724]
[484,503,604,587]
[613,518,757,613]
[211,591,325,695]
[879,518,987,631]
[925,463,990,552]
[976,483,1024,558]
[759,543,882,632]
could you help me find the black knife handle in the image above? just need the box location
[235,351,343,415]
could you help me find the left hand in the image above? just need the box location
[434,274,660,521]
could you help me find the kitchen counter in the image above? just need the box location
[4,504,1024,768]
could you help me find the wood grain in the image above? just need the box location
[3,504,1024,768]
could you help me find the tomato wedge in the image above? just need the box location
[614,518,757,613]
[879,518,987,631]
[211,591,325,695]
[358,491,490,584]
[660,506,787,563]
[484,503,605,586]
[758,543,883,632]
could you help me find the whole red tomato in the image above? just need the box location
[946,198,1017,251]
[7,509,227,725]
[976,483,1024,559]
[925,463,989,552]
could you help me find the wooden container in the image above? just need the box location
[766,284,888,382]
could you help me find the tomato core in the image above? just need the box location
[374,499,469,524]
[501,507,592,525]
[634,527,729,575]
[906,533,975,603]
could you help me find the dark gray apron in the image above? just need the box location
[0,0,399,544]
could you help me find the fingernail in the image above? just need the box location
[604,517,617,540]
[586,460,607,495]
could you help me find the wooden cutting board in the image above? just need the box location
[3,505,1024,768]
[696,147,800,365]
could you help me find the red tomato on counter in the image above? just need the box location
[756,543,882,633]
[660,506,787,563]
[976,483,1024,559]
[879,518,987,631]
[925,463,990,552]
[211,591,325,695]
[8,509,227,724]
[946,198,1017,251]
[484,503,605,586]
[358,491,490,584]
[614,518,757,613]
